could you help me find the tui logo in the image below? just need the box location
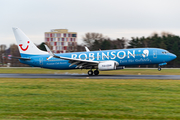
[19,41,30,51]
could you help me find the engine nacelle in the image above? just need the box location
[98,61,118,71]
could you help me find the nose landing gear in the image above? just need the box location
[158,66,161,71]
[158,63,167,71]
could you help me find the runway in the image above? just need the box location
[0,73,180,79]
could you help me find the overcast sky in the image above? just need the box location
[1,0,180,47]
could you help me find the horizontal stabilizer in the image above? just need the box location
[11,56,31,60]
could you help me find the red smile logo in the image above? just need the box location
[19,41,30,51]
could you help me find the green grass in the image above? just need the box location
[1,78,180,119]
[0,67,180,75]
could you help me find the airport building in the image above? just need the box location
[45,29,77,53]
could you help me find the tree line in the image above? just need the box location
[127,32,180,67]
[80,32,180,67]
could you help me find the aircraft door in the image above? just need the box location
[153,50,157,58]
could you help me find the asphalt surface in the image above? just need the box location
[0,73,180,79]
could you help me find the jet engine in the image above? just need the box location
[98,61,119,71]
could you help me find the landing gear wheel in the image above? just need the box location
[88,70,93,76]
[158,67,161,71]
[94,70,99,75]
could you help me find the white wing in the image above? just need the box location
[45,45,99,69]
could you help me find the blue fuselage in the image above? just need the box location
[19,48,176,69]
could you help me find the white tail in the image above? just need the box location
[12,27,47,55]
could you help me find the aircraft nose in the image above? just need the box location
[170,53,177,60]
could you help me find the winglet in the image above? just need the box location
[85,46,90,52]
[44,44,54,60]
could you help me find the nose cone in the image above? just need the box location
[170,53,177,60]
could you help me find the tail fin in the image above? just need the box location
[12,27,47,56]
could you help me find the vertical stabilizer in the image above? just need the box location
[12,27,47,55]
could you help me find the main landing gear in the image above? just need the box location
[88,69,99,76]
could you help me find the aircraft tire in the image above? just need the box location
[158,67,161,71]
[94,70,99,75]
[88,70,93,76]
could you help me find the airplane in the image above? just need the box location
[12,27,177,76]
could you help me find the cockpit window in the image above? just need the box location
[162,51,169,54]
